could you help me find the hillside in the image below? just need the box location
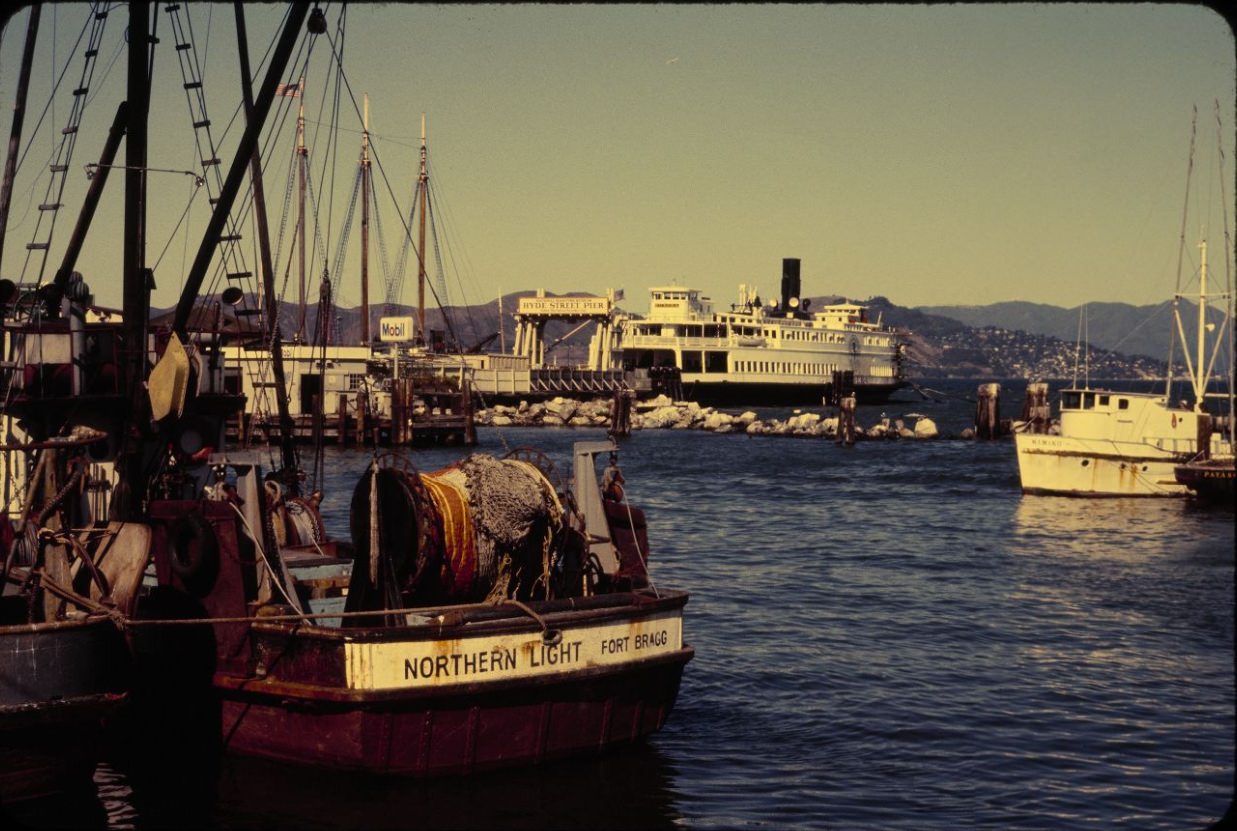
[913,299,1224,363]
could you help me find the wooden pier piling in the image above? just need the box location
[609,389,634,438]
[836,395,857,446]
[1020,381,1051,434]
[974,383,1002,439]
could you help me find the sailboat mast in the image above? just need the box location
[360,94,371,344]
[417,112,428,344]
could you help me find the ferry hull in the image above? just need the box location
[1014,433,1189,497]
[680,379,906,407]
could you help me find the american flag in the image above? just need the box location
[276,82,301,97]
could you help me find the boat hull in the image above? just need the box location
[1014,433,1189,497]
[213,590,692,775]
[218,653,689,775]
[1174,459,1236,504]
[0,616,129,804]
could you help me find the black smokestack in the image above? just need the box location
[781,258,801,314]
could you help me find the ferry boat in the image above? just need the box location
[617,259,907,405]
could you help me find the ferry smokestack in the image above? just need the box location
[781,258,801,313]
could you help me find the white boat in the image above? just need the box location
[1013,384,1227,496]
[1014,112,1234,497]
[616,258,908,405]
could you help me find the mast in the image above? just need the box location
[172,5,311,336]
[297,77,308,342]
[0,5,40,273]
[112,0,153,520]
[1195,239,1208,408]
[417,112,428,344]
[235,1,299,489]
[360,94,371,344]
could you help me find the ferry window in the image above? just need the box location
[705,351,728,373]
[704,324,725,338]
[1098,395,1109,406]
[1062,391,1082,409]
[681,350,703,373]
[1118,399,1129,410]
[1082,394,1094,409]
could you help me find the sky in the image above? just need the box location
[0,2,1234,318]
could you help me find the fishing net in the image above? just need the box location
[449,455,563,602]
[346,453,564,615]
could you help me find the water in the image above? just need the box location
[10,381,1234,829]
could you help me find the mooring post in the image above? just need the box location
[391,379,405,445]
[1020,381,1051,434]
[837,395,857,446]
[608,388,632,438]
[975,383,1001,439]
[338,394,348,445]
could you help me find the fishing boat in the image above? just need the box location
[1,498,139,804]
[617,258,908,405]
[1013,109,1234,497]
[0,2,690,779]
[0,5,149,804]
[1174,454,1235,504]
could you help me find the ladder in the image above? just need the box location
[22,4,111,286]
[162,3,258,310]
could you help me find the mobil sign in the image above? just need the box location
[379,316,414,342]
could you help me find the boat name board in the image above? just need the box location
[343,610,683,690]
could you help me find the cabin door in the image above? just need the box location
[299,373,323,414]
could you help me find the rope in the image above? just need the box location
[421,468,476,595]
[498,598,561,646]
[224,501,310,621]
[618,495,659,599]
[368,459,379,584]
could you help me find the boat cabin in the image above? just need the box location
[1056,387,1206,453]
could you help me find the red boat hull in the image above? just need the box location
[218,652,689,774]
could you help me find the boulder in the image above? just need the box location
[913,418,939,439]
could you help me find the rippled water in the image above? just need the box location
[12,381,1234,830]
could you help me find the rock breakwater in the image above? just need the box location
[475,395,952,440]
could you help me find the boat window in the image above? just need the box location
[681,350,703,373]
[1098,395,1109,406]
[1082,394,1094,409]
[1061,391,1082,410]
[704,324,726,338]
[1118,399,1129,410]
[705,351,728,373]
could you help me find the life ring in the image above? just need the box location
[169,513,219,588]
